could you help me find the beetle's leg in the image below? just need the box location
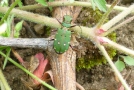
[55,18,62,25]
[69,45,79,51]
[70,24,82,37]
[69,35,79,51]
[70,24,82,32]
[48,34,55,41]
[70,24,76,28]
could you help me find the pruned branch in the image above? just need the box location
[0,37,53,49]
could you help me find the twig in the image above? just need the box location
[0,4,133,40]
[0,37,53,49]
[101,37,134,57]
[102,3,134,31]
[97,44,131,90]
[23,21,37,38]
[17,1,134,15]
[124,69,132,80]
[0,80,5,90]
[0,3,133,42]
[76,82,85,90]
[0,6,61,28]
[102,15,134,36]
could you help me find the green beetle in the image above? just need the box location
[53,28,71,54]
[53,15,72,54]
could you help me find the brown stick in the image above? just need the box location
[49,1,77,90]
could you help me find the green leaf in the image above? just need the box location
[48,0,54,12]
[121,56,134,66]
[0,46,9,50]
[14,20,23,38]
[91,0,107,12]
[18,0,23,7]
[91,0,96,11]
[0,13,4,18]
[115,59,125,72]
[1,15,14,37]
[15,20,23,31]
[0,23,7,35]
[35,0,47,6]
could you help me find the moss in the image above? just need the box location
[79,7,106,27]
[77,43,116,71]
[44,27,51,37]
[76,8,116,71]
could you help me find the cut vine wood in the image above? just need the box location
[48,2,77,90]
[0,37,53,49]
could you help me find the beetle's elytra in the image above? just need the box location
[53,28,71,54]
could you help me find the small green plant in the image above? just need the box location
[91,0,107,12]
[0,0,23,69]
[115,55,134,72]
[14,20,23,37]
[0,15,23,69]
[35,0,54,11]
[0,0,22,25]
[35,0,47,6]
[0,0,8,19]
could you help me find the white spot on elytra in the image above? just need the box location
[58,42,60,44]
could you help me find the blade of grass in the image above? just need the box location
[0,0,21,25]
[0,69,11,90]
[2,47,11,69]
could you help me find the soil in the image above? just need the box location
[1,0,134,90]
